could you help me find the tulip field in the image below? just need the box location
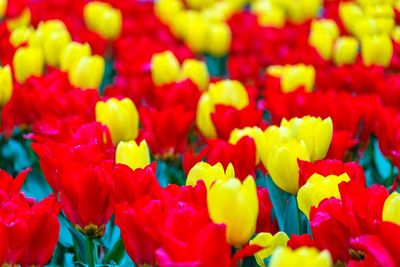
[1,0,400,266]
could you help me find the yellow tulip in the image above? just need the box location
[297,173,350,219]
[250,232,289,267]
[151,51,180,86]
[333,37,359,66]
[6,8,31,31]
[206,22,231,57]
[69,55,105,89]
[269,247,333,267]
[207,176,259,247]
[267,139,310,194]
[339,2,363,34]
[281,116,333,162]
[181,59,209,90]
[154,0,184,24]
[184,14,209,54]
[116,140,150,171]
[29,20,67,48]
[196,80,249,138]
[229,127,265,164]
[186,0,215,10]
[285,0,321,24]
[392,26,400,43]
[13,46,44,83]
[382,192,400,225]
[309,31,335,60]
[267,64,315,93]
[95,98,139,146]
[60,42,92,72]
[364,4,394,18]
[170,11,195,39]
[208,80,249,109]
[256,5,286,28]
[361,34,393,67]
[201,2,235,22]
[43,30,71,67]
[84,1,122,40]
[310,19,340,40]
[0,65,13,106]
[260,125,292,168]
[186,162,234,189]
[9,26,35,47]
[0,0,5,19]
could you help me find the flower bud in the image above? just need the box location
[333,37,359,66]
[206,22,231,57]
[9,25,35,47]
[84,1,122,40]
[95,98,139,145]
[151,51,180,86]
[269,247,333,267]
[116,140,150,171]
[186,162,235,190]
[252,1,285,28]
[0,0,5,19]
[297,173,350,218]
[181,59,209,90]
[267,139,310,194]
[361,34,393,67]
[281,116,333,162]
[154,0,184,24]
[6,8,31,31]
[207,176,259,246]
[43,29,71,67]
[196,80,249,138]
[383,192,400,225]
[229,127,265,164]
[250,232,289,267]
[339,2,363,34]
[260,125,292,168]
[267,64,315,93]
[184,13,209,54]
[0,65,13,106]
[13,46,44,83]
[60,42,92,72]
[69,55,105,89]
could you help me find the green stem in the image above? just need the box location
[86,237,96,267]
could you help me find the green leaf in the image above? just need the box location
[265,175,286,231]
[104,239,125,265]
[283,195,300,236]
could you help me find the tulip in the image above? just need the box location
[154,0,184,24]
[285,0,321,24]
[339,2,363,34]
[116,140,150,171]
[364,4,394,18]
[186,0,214,10]
[267,64,315,93]
[60,42,92,72]
[0,0,5,18]
[201,2,235,22]
[42,30,71,67]
[0,65,12,106]
[297,173,350,218]
[333,37,359,66]
[96,98,139,146]
[260,125,293,168]
[6,8,31,31]
[196,80,249,138]
[252,1,285,28]
[269,247,333,267]
[151,51,180,86]
[229,127,265,164]
[361,34,393,67]
[28,20,67,47]
[250,232,289,267]
[309,19,339,60]
[281,116,333,162]
[383,192,400,225]
[9,26,35,47]
[184,13,209,54]
[310,19,340,40]
[84,1,122,40]
[207,176,258,246]
[13,46,44,83]
[186,161,235,190]
[69,55,105,89]
[181,59,209,90]
[267,139,310,194]
[392,26,400,44]
[206,22,231,57]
